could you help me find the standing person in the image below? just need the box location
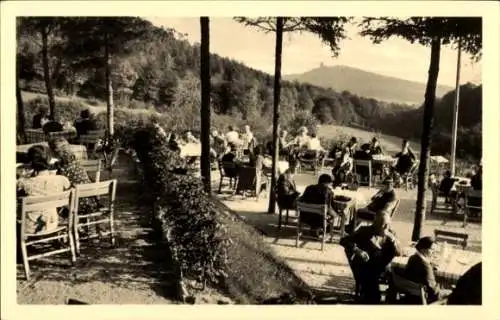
[393,139,417,182]
[32,106,50,129]
[340,213,402,304]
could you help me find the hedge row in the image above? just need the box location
[130,124,231,288]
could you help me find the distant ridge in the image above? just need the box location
[284,65,454,106]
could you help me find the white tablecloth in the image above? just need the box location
[179,143,201,157]
[17,142,88,160]
[372,154,397,164]
[391,246,481,289]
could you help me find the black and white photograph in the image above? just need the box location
[1,1,499,319]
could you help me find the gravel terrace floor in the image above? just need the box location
[215,169,482,300]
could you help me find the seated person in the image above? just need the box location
[32,106,50,129]
[340,213,401,304]
[276,169,300,209]
[332,147,353,187]
[355,177,397,225]
[185,131,200,144]
[346,137,358,157]
[210,130,227,160]
[394,139,416,178]
[369,137,383,155]
[42,115,64,134]
[17,146,71,234]
[438,170,458,204]
[447,262,481,305]
[74,109,97,137]
[404,236,444,304]
[278,129,291,156]
[241,125,254,152]
[470,165,482,190]
[168,133,181,154]
[297,174,340,238]
[225,125,240,146]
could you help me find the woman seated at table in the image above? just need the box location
[393,139,416,180]
[369,137,383,155]
[354,177,397,226]
[403,236,444,304]
[438,170,457,203]
[49,138,101,217]
[42,115,64,134]
[276,169,300,209]
[17,146,72,234]
[32,106,50,129]
[332,146,353,188]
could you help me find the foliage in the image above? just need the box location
[22,96,87,127]
[131,125,230,286]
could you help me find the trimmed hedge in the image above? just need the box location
[131,124,230,287]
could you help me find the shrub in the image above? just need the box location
[131,125,230,287]
[23,96,88,127]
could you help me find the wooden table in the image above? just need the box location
[372,154,397,165]
[17,142,88,161]
[391,246,481,289]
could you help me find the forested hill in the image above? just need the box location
[17,17,481,159]
[284,65,454,106]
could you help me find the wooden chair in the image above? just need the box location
[276,193,295,230]
[297,150,321,175]
[80,159,102,182]
[463,189,482,227]
[355,199,400,227]
[218,160,238,194]
[430,179,455,217]
[18,190,77,280]
[390,269,428,305]
[296,201,329,251]
[73,180,117,255]
[434,229,468,249]
[353,159,372,188]
[235,166,267,200]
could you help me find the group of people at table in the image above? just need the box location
[30,106,99,138]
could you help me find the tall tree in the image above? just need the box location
[235,17,351,213]
[62,17,153,136]
[18,17,61,116]
[360,17,482,240]
[200,17,211,193]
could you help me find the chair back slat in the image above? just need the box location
[389,199,401,218]
[24,199,71,212]
[434,229,468,248]
[80,159,102,182]
[75,180,117,199]
[391,270,426,303]
[296,201,327,215]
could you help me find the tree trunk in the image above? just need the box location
[267,17,284,214]
[200,17,211,193]
[412,36,441,241]
[41,26,56,117]
[16,71,26,143]
[104,32,114,136]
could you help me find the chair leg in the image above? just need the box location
[285,209,289,225]
[74,219,81,256]
[278,208,283,230]
[296,215,301,248]
[218,177,223,194]
[321,216,326,251]
[109,212,116,246]
[21,241,30,280]
[68,230,76,264]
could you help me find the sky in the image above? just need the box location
[146,17,482,88]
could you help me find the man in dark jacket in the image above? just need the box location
[340,213,401,304]
[404,236,442,303]
[74,109,97,137]
[298,174,339,238]
[354,177,397,227]
[32,106,49,129]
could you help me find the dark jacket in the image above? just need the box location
[447,262,481,305]
[340,225,401,271]
[32,113,47,129]
[298,183,336,229]
[404,253,440,302]
[42,121,64,134]
[276,174,299,209]
[367,189,397,214]
[74,118,97,137]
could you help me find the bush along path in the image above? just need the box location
[130,124,319,304]
[16,154,179,304]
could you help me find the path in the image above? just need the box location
[17,155,178,304]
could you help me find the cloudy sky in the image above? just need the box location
[147,17,481,87]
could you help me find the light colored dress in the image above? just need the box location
[17,171,71,234]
